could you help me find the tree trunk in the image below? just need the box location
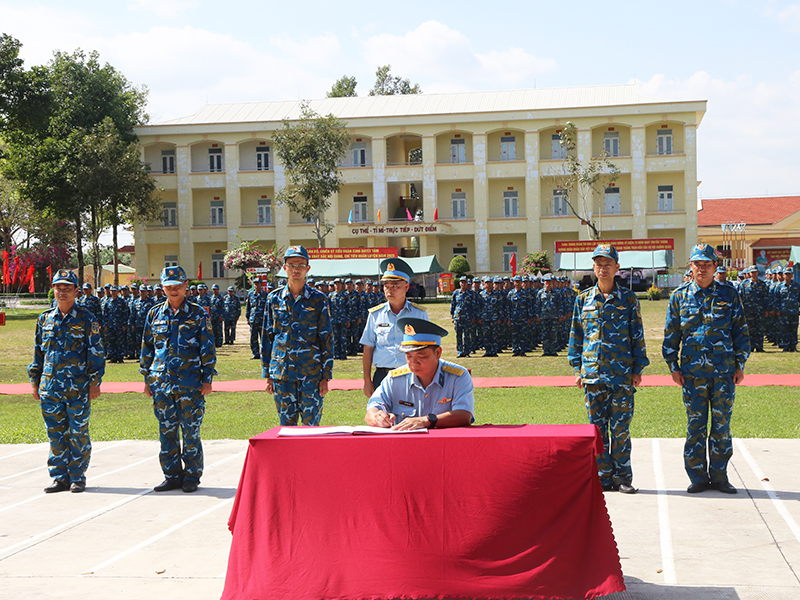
[112,218,119,286]
[90,203,102,288]
[75,215,85,285]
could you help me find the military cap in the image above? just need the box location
[379,257,413,282]
[307,278,315,285]
[397,317,448,353]
[689,243,716,262]
[252,278,263,285]
[493,276,503,283]
[82,282,92,289]
[198,283,208,290]
[684,269,693,277]
[211,284,220,290]
[284,245,310,262]
[715,266,726,274]
[121,285,129,290]
[542,273,553,281]
[227,285,235,291]
[355,279,363,284]
[459,275,468,282]
[141,285,151,291]
[154,283,162,289]
[161,265,188,286]
[592,244,619,263]
[130,283,139,289]
[774,265,784,274]
[503,276,511,281]
[513,275,522,281]
[189,285,197,290]
[344,278,352,284]
[104,283,111,288]
[333,277,342,284]
[52,269,79,286]
[108,285,118,291]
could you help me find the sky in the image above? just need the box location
[3,0,800,245]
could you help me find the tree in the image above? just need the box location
[521,251,552,276]
[327,75,357,98]
[224,236,283,288]
[448,255,471,278]
[545,122,620,240]
[368,65,422,96]
[272,102,352,248]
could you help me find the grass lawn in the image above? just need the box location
[1,299,798,443]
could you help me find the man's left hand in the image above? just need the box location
[201,382,213,396]
[89,385,101,400]
[632,374,642,387]
[734,369,744,385]
[391,416,430,431]
[319,379,329,397]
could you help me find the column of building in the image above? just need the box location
[630,125,648,240]
[472,132,489,272]
[176,144,195,275]
[419,135,438,258]
[683,123,699,265]
[225,142,241,258]
[524,129,542,254]
[370,136,388,248]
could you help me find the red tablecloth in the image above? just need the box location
[221,424,624,600]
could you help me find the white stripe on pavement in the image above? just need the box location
[0,440,128,482]
[652,439,677,585]
[0,444,48,461]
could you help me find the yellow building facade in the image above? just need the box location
[134,85,706,286]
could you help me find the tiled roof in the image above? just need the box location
[698,196,800,227]
[751,237,800,248]
[151,84,683,126]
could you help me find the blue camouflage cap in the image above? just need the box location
[513,275,522,281]
[307,278,315,285]
[211,284,220,290]
[109,285,118,291]
[52,269,79,286]
[689,243,716,262]
[82,282,92,289]
[161,266,188,286]
[284,245,310,262]
[592,244,619,263]
[397,317,448,353]
[379,257,413,282]
[542,273,553,281]
[459,275,468,282]
[684,269,693,277]
[715,266,726,274]
[227,285,235,291]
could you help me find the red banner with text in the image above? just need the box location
[307,247,398,260]
[555,238,674,253]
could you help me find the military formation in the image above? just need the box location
[732,265,799,353]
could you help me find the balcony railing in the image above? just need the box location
[192,221,226,228]
[240,220,274,226]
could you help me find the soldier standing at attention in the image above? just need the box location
[126,284,140,359]
[262,246,333,426]
[479,277,500,357]
[103,285,129,363]
[568,245,649,494]
[223,286,241,345]
[245,278,267,360]
[538,274,560,356]
[29,269,104,493]
[78,282,104,333]
[329,279,350,360]
[739,266,768,352]
[663,243,750,494]
[210,284,225,348]
[360,257,429,396]
[775,266,800,352]
[140,266,216,493]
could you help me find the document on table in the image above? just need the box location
[278,426,429,437]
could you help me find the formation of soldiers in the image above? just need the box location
[450,274,576,358]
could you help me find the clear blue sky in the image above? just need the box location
[3,0,800,205]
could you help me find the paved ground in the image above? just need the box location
[1,437,800,600]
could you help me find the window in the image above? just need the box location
[551,134,567,159]
[212,253,225,279]
[209,147,223,172]
[604,187,620,214]
[500,136,516,161]
[503,246,517,272]
[352,143,367,167]
[450,138,466,164]
[162,202,177,227]
[210,200,225,226]
[451,192,467,219]
[161,150,175,174]
[657,129,673,155]
[256,146,270,171]
[353,197,368,222]
[503,191,519,217]
[553,189,569,216]
[603,132,620,157]
[657,185,674,212]
[164,255,178,268]
[257,198,272,224]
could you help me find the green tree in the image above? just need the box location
[327,75,358,98]
[272,102,352,248]
[545,122,620,240]
[448,255,471,278]
[368,65,422,96]
[521,251,552,276]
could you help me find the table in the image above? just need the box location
[221,424,624,600]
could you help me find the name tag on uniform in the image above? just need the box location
[399,400,414,407]
[378,323,392,328]
[583,304,596,311]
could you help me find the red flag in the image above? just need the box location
[406,208,412,221]
[46,265,52,284]
[12,256,20,284]
[2,250,8,285]
[27,265,35,293]
[510,252,517,276]
[21,261,30,285]
[197,262,202,281]
[434,208,438,221]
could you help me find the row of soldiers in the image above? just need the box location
[450,274,577,358]
[245,276,386,361]
[72,281,242,363]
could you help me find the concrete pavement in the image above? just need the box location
[1,437,800,600]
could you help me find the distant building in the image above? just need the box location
[134,85,706,285]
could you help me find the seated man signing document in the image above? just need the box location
[365,317,474,430]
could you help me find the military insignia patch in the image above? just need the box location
[387,263,396,271]
[91,322,100,335]
[404,324,416,335]
[438,397,452,404]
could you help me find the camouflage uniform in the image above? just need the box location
[103,294,129,363]
[450,285,473,357]
[738,275,768,352]
[468,284,483,355]
[569,283,649,488]
[261,283,334,425]
[78,293,104,331]
[506,283,530,356]
[29,303,104,487]
[140,296,217,487]
[246,286,268,359]
[538,282,560,356]
[329,287,350,360]
[480,284,501,356]
[775,277,800,351]
[127,289,141,359]
[663,279,750,487]
[223,290,242,344]
[210,290,225,348]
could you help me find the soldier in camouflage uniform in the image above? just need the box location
[775,266,800,351]
[140,266,217,494]
[223,286,242,345]
[450,276,473,358]
[78,283,104,335]
[329,279,350,360]
[506,275,530,357]
[538,274,560,356]
[470,278,484,354]
[262,246,333,426]
[210,284,225,348]
[479,278,500,357]
[126,284,140,359]
[569,245,649,494]
[663,243,750,494]
[103,286,129,363]
[136,286,155,356]
[246,279,267,359]
[738,266,768,352]
[29,269,105,493]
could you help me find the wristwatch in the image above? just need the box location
[427,413,438,428]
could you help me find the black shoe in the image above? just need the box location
[44,480,70,493]
[250,356,260,360]
[182,481,199,493]
[602,483,619,492]
[154,478,183,492]
[618,483,638,494]
[70,481,86,493]
[711,481,737,494]
[687,480,710,494]
[457,353,466,358]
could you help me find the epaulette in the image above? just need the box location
[442,364,466,377]
[368,303,385,313]
[410,302,427,311]
[390,366,411,377]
